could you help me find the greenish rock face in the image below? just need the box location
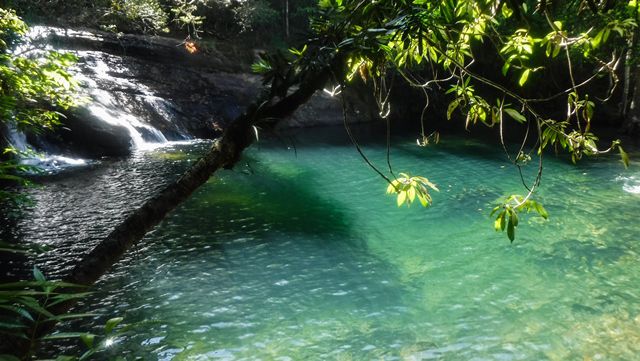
[46,131,640,360]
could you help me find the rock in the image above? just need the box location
[22,27,375,158]
[44,107,133,158]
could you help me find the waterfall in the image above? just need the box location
[73,48,175,150]
[84,88,169,150]
[7,26,196,173]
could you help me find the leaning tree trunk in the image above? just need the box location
[22,55,342,356]
[621,1,640,133]
[64,55,340,287]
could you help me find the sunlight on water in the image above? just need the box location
[616,174,640,194]
[52,132,640,360]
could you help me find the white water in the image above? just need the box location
[9,26,193,172]
[616,174,640,194]
[73,48,172,150]
[4,126,89,173]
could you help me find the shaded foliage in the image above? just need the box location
[0,8,77,202]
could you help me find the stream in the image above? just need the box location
[19,127,640,360]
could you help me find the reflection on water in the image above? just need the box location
[35,131,640,360]
[0,141,211,280]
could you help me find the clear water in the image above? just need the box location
[52,130,640,360]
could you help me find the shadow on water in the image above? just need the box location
[184,161,355,239]
[41,145,434,359]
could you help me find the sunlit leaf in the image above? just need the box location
[397,191,407,206]
[620,146,630,168]
[518,69,530,87]
[504,108,526,123]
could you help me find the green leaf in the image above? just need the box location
[0,321,27,330]
[42,332,89,340]
[407,186,416,202]
[501,4,513,18]
[397,191,407,207]
[386,182,397,194]
[447,99,459,120]
[494,212,504,231]
[501,62,510,76]
[518,69,530,87]
[80,333,95,348]
[510,210,518,227]
[16,297,55,318]
[535,202,549,219]
[47,313,98,321]
[0,305,34,321]
[417,193,428,207]
[504,108,526,123]
[105,317,124,334]
[507,218,515,242]
[33,266,45,283]
[592,29,604,48]
[619,146,630,168]
[499,212,506,231]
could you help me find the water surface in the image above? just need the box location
[47,130,640,360]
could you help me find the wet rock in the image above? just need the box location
[24,27,375,158]
[50,107,133,157]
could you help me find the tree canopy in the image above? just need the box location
[248,0,635,240]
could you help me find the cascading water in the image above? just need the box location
[71,45,181,150]
[7,26,195,172]
[3,124,88,173]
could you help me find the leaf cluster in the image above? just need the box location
[491,195,548,242]
[0,9,79,202]
[0,265,127,360]
[386,172,438,207]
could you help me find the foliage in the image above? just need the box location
[491,195,548,242]
[170,0,207,38]
[0,8,78,202]
[0,267,88,345]
[5,0,320,46]
[4,0,170,35]
[105,0,170,34]
[232,0,280,34]
[0,264,126,360]
[0,9,77,132]
[249,0,635,240]
[386,173,438,207]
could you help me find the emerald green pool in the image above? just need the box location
[58,130,640,360]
